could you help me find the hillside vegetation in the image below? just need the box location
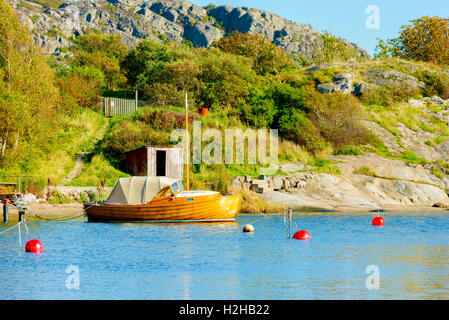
[2,0,449,206]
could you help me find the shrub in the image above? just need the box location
[360,85,420,106]
[413,69,449,99]
[57,66,105,111]
[307,92,370,147]
[332,145,364,155]
[101,117,172,162]
[313,31,361,64]
[354,166,377,177]
[431,166,445,180]
[242,88,277,127]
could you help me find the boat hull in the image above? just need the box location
[84,193,242,222]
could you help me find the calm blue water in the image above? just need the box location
[1,213,448,300]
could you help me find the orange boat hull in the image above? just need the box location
[84,193,242,222]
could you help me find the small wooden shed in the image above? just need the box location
[124,146,184,180]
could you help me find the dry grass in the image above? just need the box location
[240,189,284,213]
[278,139,312,163]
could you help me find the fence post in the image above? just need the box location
[135,88,138,112]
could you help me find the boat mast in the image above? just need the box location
[185,90,189,191]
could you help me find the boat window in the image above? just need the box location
[156,186,173,199]
[171,182,181,195]
[177,181,184,191]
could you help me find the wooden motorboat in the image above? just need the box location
[84,177,241,222]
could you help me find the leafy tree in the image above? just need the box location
[121,39,171,87]
[375,16,449,66]
[57,66,105,110]
[0,0,59,158]
[213,32,294,75]
[70,32,128,90]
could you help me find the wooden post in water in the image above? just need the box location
[2,200,8,223]
[284,207,294,239]
[18,210,24,223]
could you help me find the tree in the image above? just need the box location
[213,32,294,75]
[57,66,105,110]
[0,0,59,158]
[0,0,31,91]
[121,39,171,88]
[375,16,449,66]
[70,31,128,90]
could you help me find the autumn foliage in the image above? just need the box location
[376,16,449,67]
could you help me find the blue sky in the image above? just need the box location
[193,0,449,55]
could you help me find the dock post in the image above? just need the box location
[2,200,8,223]
[18,211,24,223]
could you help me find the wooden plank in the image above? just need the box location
[147,147,156,176]
[166,147,183,180]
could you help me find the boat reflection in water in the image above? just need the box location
[84,176,242,223]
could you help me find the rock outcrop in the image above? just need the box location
[364,69,426,90]
[236,154,449,211]
[7,0,370,61]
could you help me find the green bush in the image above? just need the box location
[332,145,364,155]
[307,92,370,147]
[360,85,420,106]
[354,166,377,177]
[413,69,449,99]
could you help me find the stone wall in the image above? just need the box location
[231,172,315,194]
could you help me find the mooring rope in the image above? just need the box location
[22,221,31,240]
[0,223,20,235]
[33,214,86,221]
[18,222,21,246]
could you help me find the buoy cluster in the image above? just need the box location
[243,214,386,241]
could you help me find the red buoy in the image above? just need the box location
[25,239,43,253]
[292,230,311,240]
[372,217,385,226]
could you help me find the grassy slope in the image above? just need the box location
[0,109,106,188]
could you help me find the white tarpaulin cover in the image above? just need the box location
[105,176,178,205]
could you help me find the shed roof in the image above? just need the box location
[125,146,183,154]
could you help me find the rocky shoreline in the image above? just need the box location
[231,153,449,212]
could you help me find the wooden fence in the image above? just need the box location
[103,97,137,117]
